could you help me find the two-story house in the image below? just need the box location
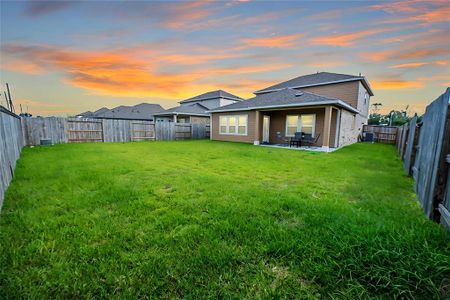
[209,72,374,150]
[154,90,243,124]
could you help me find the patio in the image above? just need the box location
[257,143,337,152]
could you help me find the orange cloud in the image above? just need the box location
[372,79,424,90]
[310,28,391,47]
[363,47,449,62]
[390,60,448,68]
[200,64,291,75]
[240,34,304,48]
[1,60,44,75]
[2,43,288,99]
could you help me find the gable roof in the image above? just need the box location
[95,103,165,120]
[209,88,359,114]
[255,72,374,96]
[154,103,209,116]
[179,90,244,104]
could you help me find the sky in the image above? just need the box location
[0,0,449,116]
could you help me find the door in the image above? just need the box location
[263,115,270,143]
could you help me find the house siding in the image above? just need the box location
[211,111,257,143]
[300,81,359,108]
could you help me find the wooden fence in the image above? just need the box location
[362,125,397,144]
[394,88,450,231]
[0,106,24,209]
[21,117,210,146]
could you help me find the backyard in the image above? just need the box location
[0,140,449,298]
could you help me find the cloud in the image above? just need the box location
[372,78,424,90]
[1,59,44,75]
[240,34,304,48]
[22,1,74,16]
[2,43,288,99]
[370,0,450,24]
[310,28,391,47]
[159,1,213,29]
[363,47,449,62]
[390,60,448,68]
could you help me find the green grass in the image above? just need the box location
[0,141,449,299]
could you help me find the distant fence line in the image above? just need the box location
[0,106,24,208]
[362,125,397,144]
[394,88,450,232]
[21,117,210,146]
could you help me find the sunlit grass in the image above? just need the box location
[0,141,449,298]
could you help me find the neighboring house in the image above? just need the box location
[209,72,374,150]
[154,90,243,124]
[76,103,165,121]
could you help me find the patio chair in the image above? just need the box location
[301,133,321,147]
[289,132,303,148]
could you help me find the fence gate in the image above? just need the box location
[175,124,192,140]
[130,122,155,141]
[67,119,103,143]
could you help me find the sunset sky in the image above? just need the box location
[0,0,449,116]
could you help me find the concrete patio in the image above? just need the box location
[257,143,337,152]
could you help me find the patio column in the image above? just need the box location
[322,106,332,151]
[173,115,177,123]
[254,110,261,145]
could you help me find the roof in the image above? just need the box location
[154,103,209,116]
[99,103,165,120]
[208,88,360,114]
[93,103,165,120]
[179,90,244,104]
[255,72,374,96]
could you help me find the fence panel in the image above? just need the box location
[403,116,418,176]
[67,119,103,143]
[362,125,397,144]
[413,89,449,220]
[103,119,131,143]
[441,154,450,231]
[155,122,175,141]
[0,107,24,209]
[22,117,67,146]
[175,124,192,140]
[399,124,408,159]
[131,121,155,141]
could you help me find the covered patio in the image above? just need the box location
[253,106,341,151]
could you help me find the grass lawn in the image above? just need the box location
[0,141,449,298]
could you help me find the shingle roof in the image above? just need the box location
[209,88,359,113]
[154,103,209,116]
[179,90,243,104]
[255,72,374,96]
[94,103,165,120]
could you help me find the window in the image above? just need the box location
[219,115,247,135]
[285,114,315,137]
[220,116,227,134]
[286,115,298,136]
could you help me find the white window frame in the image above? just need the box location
[219,114,248,136]
[285,114,316,137]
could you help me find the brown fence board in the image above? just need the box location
[362,125,397,144]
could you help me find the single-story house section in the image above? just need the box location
[76,103,165,121]
[154,90,243,124]
[209,72,374,150]
[153,103,210,124]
